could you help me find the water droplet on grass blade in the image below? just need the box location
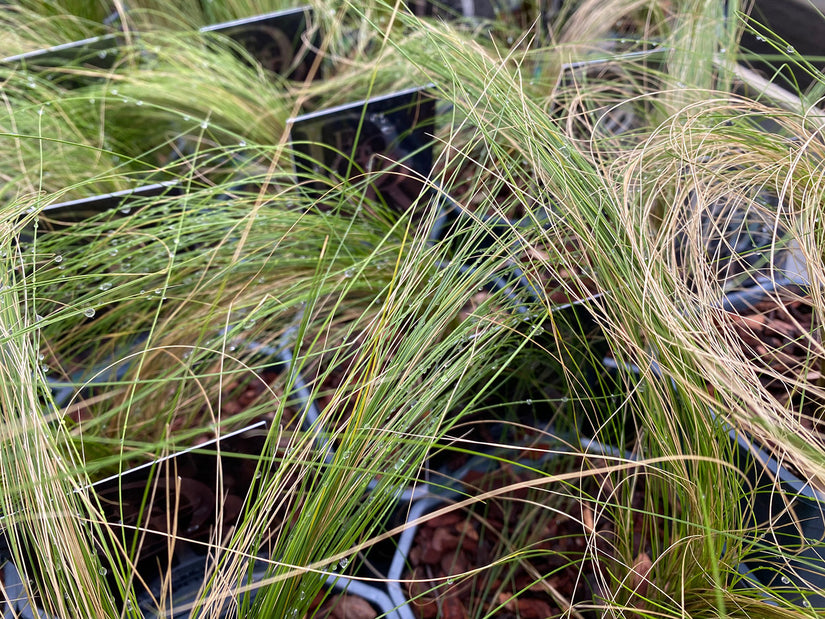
[339,557,349,569]
[53,255,63,263]
[84,308,96,318]
[99,282,112,291]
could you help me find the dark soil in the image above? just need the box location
[403,458,664,619]
[309,590,380,619]
[724,293,824,430]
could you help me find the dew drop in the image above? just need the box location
[98,567,107,576]
[200,121,208,129]
[109,248,118,256]
[446,578,455,585]
[787,45,795,54]
[83,308,96,318]
[35,314,44,323]
[37,108,44,116]
[238,140,247,147]
[111,88,118,95]
[339,557,349,569]
[526,399,532,405]
[344,268,354,278]
[780,575,790,585]
[135,100,143,106]
[99,282,112,291]
[53,254,63,263]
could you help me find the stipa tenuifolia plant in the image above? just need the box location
[7,132,571,618]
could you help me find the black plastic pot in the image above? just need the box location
[289,84,437,215]
[24,181,180,238]
[1,33,122,88]
[605,280,825,609]
[199,6,318,82]
[739,0,825,94]
[10,325,330,616]
[716,280,825,608]
[410,0,523,19]
[729,425,825,608]
[720,239,809,312]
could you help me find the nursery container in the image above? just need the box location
[91,422,272,616]
[730,426,825,608]
[739,0,825,93]
[607,278,825,608]
[0,422,269,619]
[715,280,825,607]
[2,33,122,88]
[289,84,436,214]
[19,180,181,256]
[410,0,524,19]
[11,331,328,618]
[199,6,318,81]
